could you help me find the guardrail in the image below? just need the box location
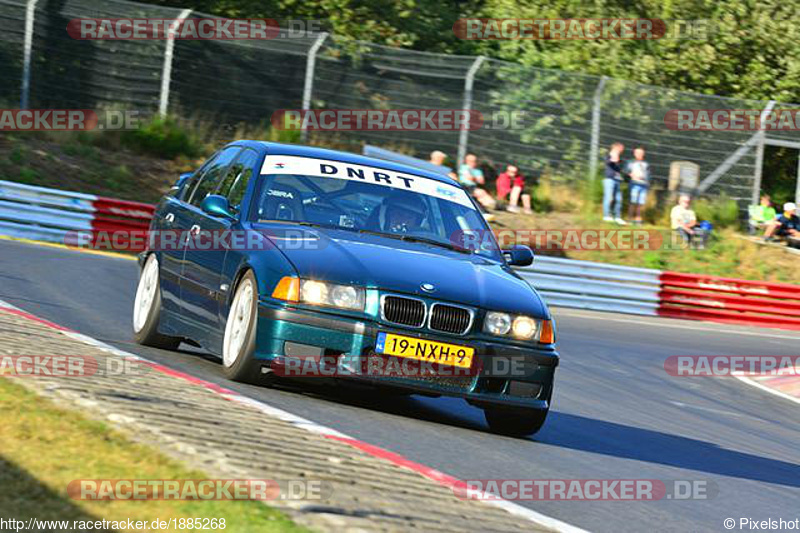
[0,180,154,251]
[517,256,800,331]
[1,180,799,332]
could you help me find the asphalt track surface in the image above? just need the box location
[2,238,800,532]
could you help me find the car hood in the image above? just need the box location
[256,224,548,318]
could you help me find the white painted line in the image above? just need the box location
[734,376,800,406]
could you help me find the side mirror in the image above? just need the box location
[503,245,534,267]
[201,194,236,220]
[171,172,193,193]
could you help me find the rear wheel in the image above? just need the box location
[483,406,548,437]
[132,254,181,350]
[221,271,261,383]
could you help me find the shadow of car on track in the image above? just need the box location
[540,412,800,489]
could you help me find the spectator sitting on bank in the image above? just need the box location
[458,153,497,210]
[764,202,800,242]
[671,194,706,245]
[749,194,777,234]
[496,164,532,214]
[603,142,626,225]
[626,146,650,225]
[429,150,459,182]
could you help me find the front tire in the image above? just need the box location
[132,254,181,350]
[221,271,261,383]
[483,407,548,437]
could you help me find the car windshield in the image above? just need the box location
[250,156,501,259]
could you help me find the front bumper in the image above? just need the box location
[255,301,558,410]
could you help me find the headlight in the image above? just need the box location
[273,278,363,310]
[511,316,538,339]
[483,312,555,343]
[484,312,512,335]
[300,280,365,310]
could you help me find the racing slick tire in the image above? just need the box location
[483,406,548,437]
[132,254,181,350]
[221,270,262,383]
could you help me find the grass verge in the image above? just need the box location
[0,377,305,532]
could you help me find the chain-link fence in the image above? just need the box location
[2,0,800,212]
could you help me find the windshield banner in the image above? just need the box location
[260,155,475,209]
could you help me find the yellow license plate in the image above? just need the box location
[376,333,474,368]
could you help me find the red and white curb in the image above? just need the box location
[0,298,586,533]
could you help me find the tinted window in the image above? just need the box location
[216,148,259,212]
[178,151,218,201]
[187,147,241,206]
[251,174,500,259]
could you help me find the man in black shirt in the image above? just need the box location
[602,142,626,224]
[764,202,800,241]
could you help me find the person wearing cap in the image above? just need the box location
[764,202,800,241]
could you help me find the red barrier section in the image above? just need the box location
[92,196,155,220]
[89,196,155,252]
[658,272,800,331]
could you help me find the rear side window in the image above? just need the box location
[216,148,259,213]
[187,146,241,207]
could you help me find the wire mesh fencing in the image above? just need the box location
[2,0,800,212]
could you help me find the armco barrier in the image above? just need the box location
[516,257,662,316]
[1,180,799,332]
[0,180,154,251]
[657,273,800,330]
[518,257,800,332]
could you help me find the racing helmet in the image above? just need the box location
[382,192,428,233]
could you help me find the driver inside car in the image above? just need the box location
[383,193,428,234]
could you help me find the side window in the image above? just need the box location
[187,147,241,207]
[216,148,259,213]
[179,151,219,201]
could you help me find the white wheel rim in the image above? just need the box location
[223,278,254,368]
[133,255,159,333]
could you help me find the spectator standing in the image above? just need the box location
[764,202,800,241]
[603,142,626,225]
[626,147,650,225]
[458,153,497,210]
[496,164,532,214]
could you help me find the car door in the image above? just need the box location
[176,146,243,344]
[157,151,222,320]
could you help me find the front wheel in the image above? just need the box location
[483,406,548,437]
[132,254,181,350]
[221,271,261,383]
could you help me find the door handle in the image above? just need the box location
[164,213,175,223]
[190,225,201,236]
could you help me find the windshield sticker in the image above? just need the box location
[261,155,475,209]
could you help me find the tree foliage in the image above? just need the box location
[147,0,800,101]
